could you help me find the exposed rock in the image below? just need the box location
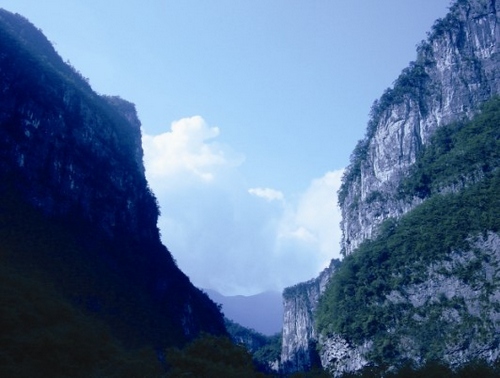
[340,0,500,255]
[319,335,371,377]
[281,260,339,372]
[319,232,500,375]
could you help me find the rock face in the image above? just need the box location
[384,233,500,364]
[339,0,500,255]
[281,260,339,372]
[281,0,500,375]
[0,9,225,348]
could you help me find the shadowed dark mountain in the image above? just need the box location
[0,8,226,373]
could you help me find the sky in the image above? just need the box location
[2,0,451,295]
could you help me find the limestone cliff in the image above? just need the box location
[281,260,339,372]
[316,0,500,373]
[0,9,226,349]
[339,0,500,255]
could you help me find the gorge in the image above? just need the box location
[1,0,500,376]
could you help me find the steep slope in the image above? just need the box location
[0,7,225,357]
[317,98,500,374]
[339,0,500,255]
[280,260,339,372]
[281,0,500,375]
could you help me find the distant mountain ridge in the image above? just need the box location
[205,289,283,335]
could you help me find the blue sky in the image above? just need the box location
[3,1,451,295]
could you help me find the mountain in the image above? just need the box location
[0,8,226,372]
[281,0,500,375]
[205,289,283,336]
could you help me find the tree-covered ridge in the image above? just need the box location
[0,183,279,376]
[316,96,500,369]
[165,333,268,378]
[340,359,500,378]
[0,9,92,93]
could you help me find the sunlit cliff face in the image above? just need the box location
[339,0,500,256]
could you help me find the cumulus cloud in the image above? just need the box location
[142,116,243,185]
[248,187,284,202]
[142,116,343,295]
[277,170,344,269]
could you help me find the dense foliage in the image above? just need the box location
[0,264,164,377]
[340,359,500,378]
[0,195,165,376]
[224,319,282,374]
[166,334,267,377]
[316,97,500,367]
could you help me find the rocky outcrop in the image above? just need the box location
[319,335,371,377]
[0,9,226,348]
[281,260,339,372]
[320,232,500,376]
[339,0,500,255]
[385,232,500,368]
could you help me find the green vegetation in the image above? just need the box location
[0,266,164,377]
[225,319,282,374]
[291,368,331,378]
[252,334,282,373]
[0,186,276,376]
[428,0,466,43]
[400,97,500,199]
[317,97,500,367]
[165,334,267,377]
[0,187,166,376]
[339,359,500,378]
[0,7,227,359]
[319,172,500,345]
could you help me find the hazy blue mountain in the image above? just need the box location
[205,289,283,336]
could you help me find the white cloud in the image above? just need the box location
[277,170,344,269]
[142,116,344,295]
[142,116,242,185]
[248,187,284,202]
